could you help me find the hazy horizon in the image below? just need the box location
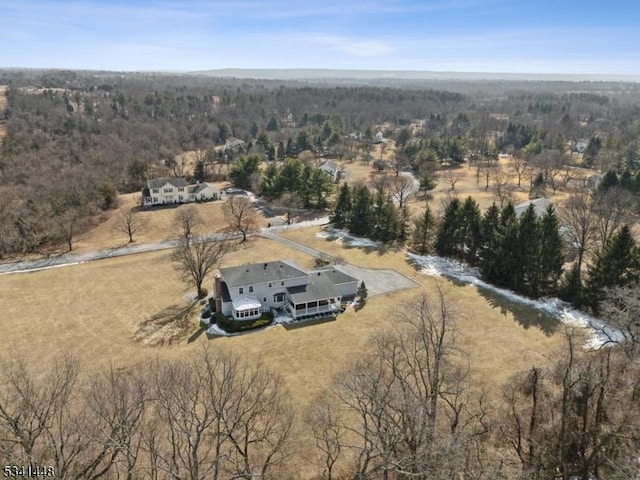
[2,1,640,76]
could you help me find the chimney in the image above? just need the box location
[214,275,222,313]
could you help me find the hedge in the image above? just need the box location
[215,312,274,333]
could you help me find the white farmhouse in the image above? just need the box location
[142,178,220,206]
[318,160,340,182]
[213,260,358,322]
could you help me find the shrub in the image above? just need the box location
[217,312,274,333]
[197,287,208,299]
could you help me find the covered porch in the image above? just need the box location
[286,279,341,320]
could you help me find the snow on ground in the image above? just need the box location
[265,216,330,233]
[206,323,232,336]
[273,312,295,325]
[407,252,623,349]
[316,228,382,248]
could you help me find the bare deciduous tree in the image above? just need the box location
[171,236,230,298]
[114,208,146,243]
[444,168,463,191]
[559,192,598,273]
[174,206,202,247]
[511,153,529,188]
[223,196,258,242]
[390,174,415,208]
[491,168,515,207]
[592,186,637,251]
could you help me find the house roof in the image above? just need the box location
[187,182,216,194]
[219,260,308,288]
[514,198,552,218]
[231,295,261,311]
[310,267,358,285]
[148,178,188,189]
[287,275,339,304]
[319,160,338,173]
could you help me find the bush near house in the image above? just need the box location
[215,312,274,333]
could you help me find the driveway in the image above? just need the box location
[333,264,419,297]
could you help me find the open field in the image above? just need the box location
[1,225,570,477]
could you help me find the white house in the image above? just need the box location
[213,260,358,322]
[142,178,220,207]
[318,160,340,182]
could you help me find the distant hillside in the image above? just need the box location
[189,68,640,83]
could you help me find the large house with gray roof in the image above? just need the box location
[213,260,358,321]
[142,178,220,207]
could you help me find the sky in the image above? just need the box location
[2,0,640,75]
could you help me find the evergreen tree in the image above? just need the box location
[193,160,206,183]
[480,203,501,253]
[275,158,302,194]
[418,172,437,196]
[260,162,279,198]
[266,116,279,132]
[357,281,368,304]
[285,137,295,156]
[620,169,634,191]
[397,204,411,243]
[309,168,334,209]
[411,205,436,254]
[559,263,583,307]
[586,225,640,311]
[371,187,398,242]
[537,205,564,296]
[459,196,482,264]
[435,198,462,257]
[518,204,540,295]
[331,183,352,229]
[599,170,619,192]
[299,165,312,207]
[277,141,285,161]
[229,154,261,190]
[349,185,373,237]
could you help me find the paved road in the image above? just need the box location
[0,216,330,275]
[0,233,232,275]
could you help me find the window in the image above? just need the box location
[295,304,305,311]
[319,299,329,306]
[263,297,267,302]
[178,195,183,201]
[239,287,244,294]
[274,293,285,303]
[249,286,253,293]
[268,283,272,288]
[152,188,159,193]
[163,188,173,193]
[152,197,158,202]
[281,281,284,286]
[309,301,318,308]
[178,187,185,192]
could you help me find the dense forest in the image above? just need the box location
[2,70,640,257]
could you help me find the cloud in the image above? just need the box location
[313,36,394,56]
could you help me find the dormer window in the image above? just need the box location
[239,287,244,294]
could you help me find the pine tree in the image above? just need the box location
[331,183,352,229]
[460,196,482,264]
[537,205,564,296]
[349,185,373,237]
[518,204,540,295]
[260,162,280,198]
[586,224,640,311]
[412,205,436,254]
[357,281,368,304]
[480,203,501,253]
[599,170,619,192]
[299,165,312,207]
[559,263,583,307]
[435,198,462,257]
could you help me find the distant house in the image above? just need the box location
[514,198,552,218]
[375,131,385,143]
[213,260,358,322]
[318,160,340,182]
[142,178,220,206]
[572,140,589,153]
[224,137,246,152]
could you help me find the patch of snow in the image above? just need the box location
[207,323,231,336]
[407,252,623,349]
[266,216,330,232]
[316,228,382,248]
[273,313,295,325]
[1,261,87,275]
